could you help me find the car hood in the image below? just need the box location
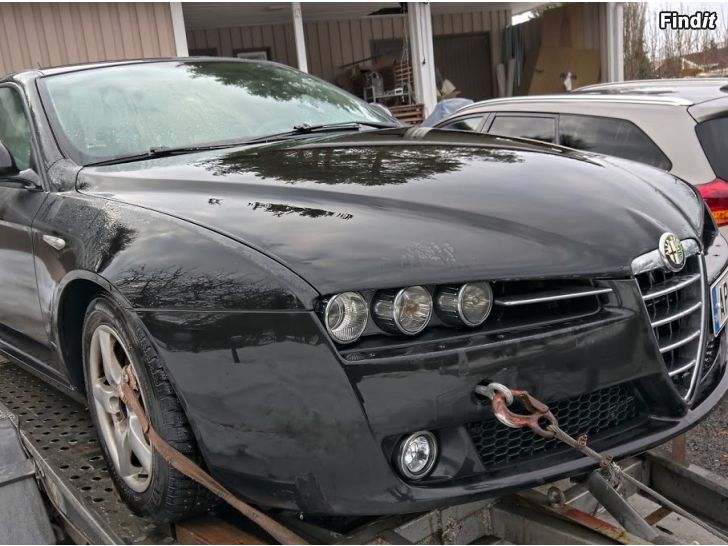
[77,128,704,295]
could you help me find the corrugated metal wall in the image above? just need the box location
[187,9,510,84]
[0,3,177,75]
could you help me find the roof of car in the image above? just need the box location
[451,79,728,117]
[0,59,153,81]
[38,59,160,76]
[572,78,728,104]
[2,57,251,81]
[454,93,695,116]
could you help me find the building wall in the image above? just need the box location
[0,2,177,75]
[186,9,511,85]
[188,22,296,67]
[520,2,606,92]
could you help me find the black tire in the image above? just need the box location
[82,295,216,522]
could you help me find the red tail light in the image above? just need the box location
[698,178,728,227]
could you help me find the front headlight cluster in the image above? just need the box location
[324,292,369,344]
[321,282,494,344]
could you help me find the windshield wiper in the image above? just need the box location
[296,120,398,131]
[87,143,245,167]
[244,120,399,144]
[86,121,398,166]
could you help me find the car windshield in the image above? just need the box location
[40,60,395,165]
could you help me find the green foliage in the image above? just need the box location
[623,3,653,80]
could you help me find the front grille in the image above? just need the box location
[636,254,706,400]
[489,279,610,329]
[466,384,643,471]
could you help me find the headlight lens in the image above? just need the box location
[324,292,368,344]
[373,286,433,335]
[436,282,493,327]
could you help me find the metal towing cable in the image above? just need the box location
[475,382,728,545]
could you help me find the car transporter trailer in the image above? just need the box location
[1,357,727,545]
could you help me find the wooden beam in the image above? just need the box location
[671,434,687,464]
[176,517,267,545]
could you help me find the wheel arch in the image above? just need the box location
[53,271,134,392]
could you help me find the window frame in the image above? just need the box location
[482,110,672,171]
[695,115,728,181]
[0,81,44,189]
[556,112,672,171]
[484,112,559,144]
[437,114,489,132]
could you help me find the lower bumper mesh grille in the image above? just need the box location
[466,384,643,471]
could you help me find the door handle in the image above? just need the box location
[42,235,66,251]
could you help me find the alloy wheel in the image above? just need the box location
[89,324,152,493]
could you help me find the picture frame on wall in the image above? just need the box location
[189,47,219,57]
[234,48,271,61]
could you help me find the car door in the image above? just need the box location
[485,113,557,144]
[0,84,50,349]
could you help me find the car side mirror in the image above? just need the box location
[0,141,20,178]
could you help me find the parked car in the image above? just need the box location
[433,79,728,231]
[1,59,727,521]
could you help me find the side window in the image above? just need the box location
[559,114,671,170]
[696,117,728,180]
[439,116,484,132]
[0,87,32,171]
[488,115,556,143]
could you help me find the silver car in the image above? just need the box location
[433,79,728,231]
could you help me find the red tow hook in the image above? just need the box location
[474,383,559,438]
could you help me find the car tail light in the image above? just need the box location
[698,178,728,227]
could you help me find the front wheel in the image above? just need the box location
[82,296,215,522]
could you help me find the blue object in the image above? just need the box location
[421,98,474,127]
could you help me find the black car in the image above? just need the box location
[0,58,727,522]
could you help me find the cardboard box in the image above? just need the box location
[527,47,601,94]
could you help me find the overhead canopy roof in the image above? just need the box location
[182,2,544,30]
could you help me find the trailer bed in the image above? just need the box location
[1,357,727,545]
[0,359,173,544]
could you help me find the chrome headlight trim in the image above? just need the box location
[373,286,433,336]
[436,282,493,327]
[396,430,438,480]
[323,291,368,344]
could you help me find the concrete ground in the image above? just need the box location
[686,393,728,479]
[659,392,728,479]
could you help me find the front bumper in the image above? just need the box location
[133,236,728,515]
[138,290,728,516]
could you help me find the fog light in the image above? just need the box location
[397,431,438,480]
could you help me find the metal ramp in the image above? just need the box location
[0,403,54,544]
[0,359,172,544]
